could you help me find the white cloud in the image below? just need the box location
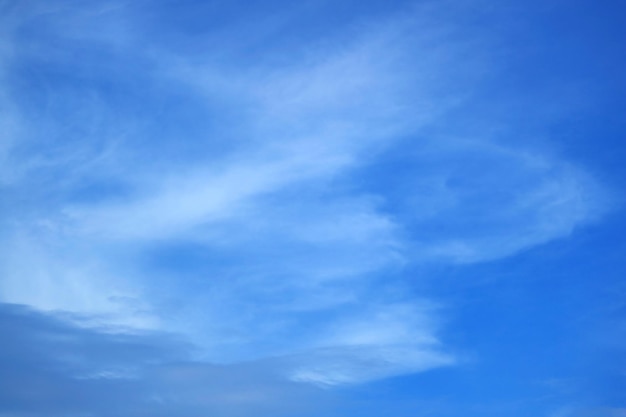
[288,345,453,386]
[284,302,453,385]
[0,227,157,330]
[0,0,614,388]
[393,140,611,263]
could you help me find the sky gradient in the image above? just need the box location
[1,0,625,416]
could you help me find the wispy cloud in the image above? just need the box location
[0,0,614,396]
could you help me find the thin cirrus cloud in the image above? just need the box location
[0,0,613,405]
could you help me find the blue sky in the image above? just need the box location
[1,0,625,416]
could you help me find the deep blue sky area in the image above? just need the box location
[1,1,625,416]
